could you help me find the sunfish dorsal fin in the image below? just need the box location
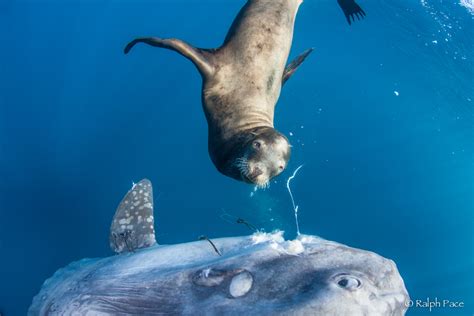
[109,179,157,254]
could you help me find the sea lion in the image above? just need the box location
[124,0,365,187]
[125,0,313,187]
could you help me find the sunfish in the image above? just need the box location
[29,179,409,315]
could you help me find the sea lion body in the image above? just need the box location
[204,0,301,132]
[125,0,366,184]
[125,0,307,186]
[203,0,303,184]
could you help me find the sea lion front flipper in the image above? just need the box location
[109,179,157,254]
[282,48,314,85]
[124,37,214,78]
[337,0,366,25]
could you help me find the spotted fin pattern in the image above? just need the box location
[109,179,156,254]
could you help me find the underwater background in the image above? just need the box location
[0,0,473,315]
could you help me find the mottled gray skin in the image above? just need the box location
[29,233,409,315]
[125,0,308,187]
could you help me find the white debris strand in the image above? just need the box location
[287,165,304,236]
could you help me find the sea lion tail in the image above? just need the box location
[124,37,214,78]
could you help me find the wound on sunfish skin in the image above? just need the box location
[109,179,157,254]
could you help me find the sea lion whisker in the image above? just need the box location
[233,158,249,173]
[234,157,251,178]
[234,157,248,166]
[237,162,248,171]
[256,181,270,190]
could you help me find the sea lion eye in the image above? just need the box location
[278,165,284,171]
[335,275,361,290]
[253,141,262,149]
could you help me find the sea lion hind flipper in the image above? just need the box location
[109,179,157,254]
[282,48,314,85]
[124,37,214,78]
[336,0,366,25]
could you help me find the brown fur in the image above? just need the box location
[125,0,305,185]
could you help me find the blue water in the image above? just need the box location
[0,0,473,315]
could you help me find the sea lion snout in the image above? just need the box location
[250,166,263,178]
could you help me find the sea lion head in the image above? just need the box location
[233,128,291,188]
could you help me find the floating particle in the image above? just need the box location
[394,91,400,96]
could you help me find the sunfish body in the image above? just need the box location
[124,0,365,187]
[30,180,409,315]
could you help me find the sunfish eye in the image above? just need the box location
[336,275,361,290]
